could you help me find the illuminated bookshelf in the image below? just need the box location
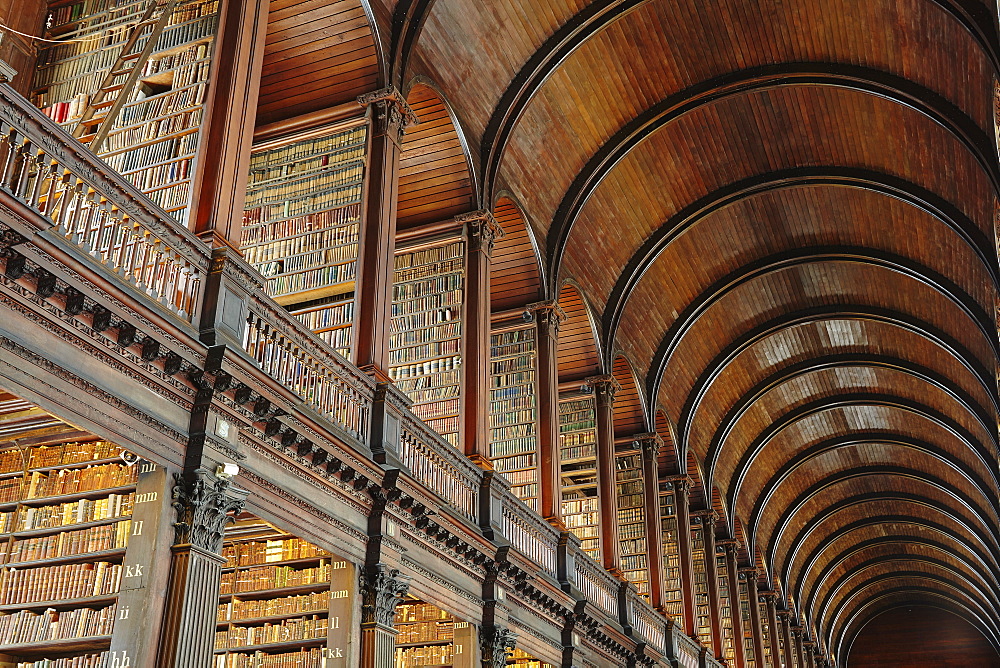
[716,552,735,663]
[692,522,712,651]
[395,598,475,668]
[558,393,600,561]
[659,489,684,627]
[739,578,756,668]
[615,452,648,598]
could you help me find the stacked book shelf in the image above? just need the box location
[215,518,339,668]
[389,241,465,447]
[32,0,221,222]
[557,394,599,560]
[0,440,136,668]
[659,490,684,626]
[615,453,648,597]
[738,579,756,668]
[692,523,712,651]
[488,325,538,511]
[716,552,735,663]
[758,599,773,667]
[243,123,367,360]
[506,648,554,668]
[394,600,471,668]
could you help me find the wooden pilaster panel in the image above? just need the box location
[158,469,248,668]
[721,542,746,668]
[360,564,411,668]
[699,513,723,659]
[671,477,697,636]
[740,568,766,668]
[530,300,565,524]
[588,374,622,574]
[189,0,268,246]
[459,211,502,462]
[637,433,666,609]
[352,87,416,378]
[327,559,362,666]
[763,593,781,668]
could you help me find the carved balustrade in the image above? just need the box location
[574,550,620,619]
[0,84,208,322]
[500,496,559,577]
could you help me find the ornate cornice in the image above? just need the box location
[481,625,518,668]
[584,374,621,406]
[357,86,419,140]
[524,299,566,336]
[360,564,411,628]
[171,468,248,553]
[457,209,504,255]
[633,432,662,462]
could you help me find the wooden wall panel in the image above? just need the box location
[555,283,600,383]
[611,355,646,438]
[0,0,45,94]
[490,197,542,311]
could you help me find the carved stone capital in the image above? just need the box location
[717,538,739,556]
[457,209,504,255]
[360,564,411,628]
[480,625,518,668]
[357,86,419,141]
[633,432,662,462]
[524,299,566,337]
[666,475,692,496]
[584,374,621,406]
[171,469,248,553]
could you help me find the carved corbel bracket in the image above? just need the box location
[456,209,504,256]
[480,625,518,668]
[357,86,419,141]
[524,299,566,337]
[583,374,621,406]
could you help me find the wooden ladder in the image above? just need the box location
[71,0,180,152]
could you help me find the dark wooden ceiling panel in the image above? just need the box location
[397,84,475,228]
[654,409,680,476]
[258,0,380,125]
[611,355,647,438]
[556,283,601,383]
[490,197,543,311]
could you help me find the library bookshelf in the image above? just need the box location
[557,392,599,561]
[738,579,756,668]
[215,516,353,668]
[488,322,538,511]
[691,522,711,652]
[614,451,648,598]
[758,599,774,667]
[32,0,221,222]
[658,490,684,628]
[506,648,555,668]
[394,598,474,668]
[389,236,466,447]
[716,553,735,664]
[243,122,367,360]
[0,438,138,668]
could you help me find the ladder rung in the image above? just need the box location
[78,133,97,144]
[121,52,144,60]
[78,115,108,127]
[92,98,119,110]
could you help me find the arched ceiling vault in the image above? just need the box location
[366,0,1000,659]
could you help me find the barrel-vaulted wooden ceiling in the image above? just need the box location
[256,0,1000,662]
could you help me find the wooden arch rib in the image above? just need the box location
[826,576,1000,657]
[396,81,477,228]
[762,473,1000,591]
[490,194,543,311]
[556,282,602,382]
[549,70,999,286]
[779,500,1000,606]
[838,595,1000,666]
[472,0,1000,202]
[611,355,647,437]
[653,409,679,476]
[257,0,383,125]
[795,534,1000,632]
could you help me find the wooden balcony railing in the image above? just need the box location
[672,626,703,668]
[629,594,667,655]
[0,85,208,322]
[398,411,480,524]
[501,498,559,577]
[575,553,619,618]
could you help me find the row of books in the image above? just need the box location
[146,181,192,212]
[490,341,536,360]
[394,242,463,270]
[0,561,122,604]
[560,444,596,461]
[6,520,130,563]
[619,521,646,541]
[617,507,643,525]
[390,291,463,318]
[392,259,465,287]
[248,127,367,171]
[388,339,460,366]
[488,395,534,415]
[213,648,324,668]
[316,328,351,356]
[244,227,358,265]
[395,602,451,624]
[424,416,459,436]
[491,453,535,473]
[489,372,534,390]
[45,0,140,28]
[242,205,360,243]
[404,386,461,406]
[11,493,133,532]
[16,464,136,501]
[564,512,600,529]
[489,438,536,458]
[223,539,327,568]
[489,408,535,429]
[115,82,207,127]
[249,145,366,186]
[219,565,331,595]
[34,45,120,87]
[217,591,330,621]
[410,399,459,421]
[394,644,454,668]
[559,432,596,450]
[0,441,121,475]
[256,247,358,280]
[619,537,647,555]
[38,94,90,124]
[247,184,363,226]
[393,371,461,394]
[562,497,599,514]
[499,469,535,486]
[389,308,461,333]
[264,263,356,297]
[392,273,463,299]
[617,492,643,509]
[621,554,648,570]
[490,356,533,375]
[101,107,202,153]
[102,134,199,174]
[246,164,364,210]
[490,424,534,441]
[396,620,453,644]
[141,41,210,76]
[0,604,117,646]
[389,355,462,380]
[216,616,329,648]
[125,157,192,191]
[14,652,110,668]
